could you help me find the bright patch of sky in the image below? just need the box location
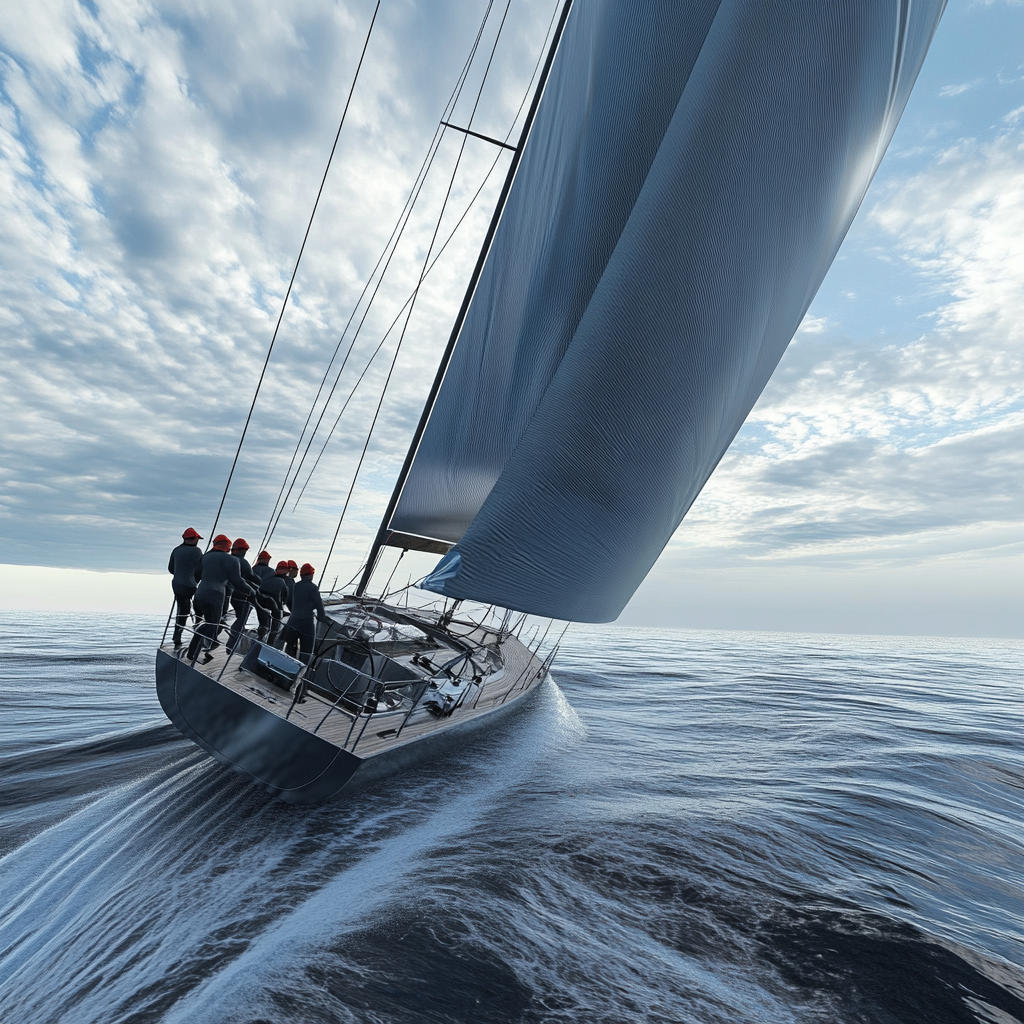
[0,0,1021,636]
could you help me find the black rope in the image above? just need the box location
[206,1,380,546]
[259,1,498,551]
[288,165,505,513]
[380,549,406,599]
[356,0,571,596]
[321,0,514,583]
[281,0,560,523]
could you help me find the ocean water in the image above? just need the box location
[1,611,1021,1024]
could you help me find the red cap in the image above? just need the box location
[231,538,249,551]
[256,551,271,562]
[287,560,298,569]
[182,527,202,540]
[212,534,232,551]
[299,563,315,577]
[275,561,289,573]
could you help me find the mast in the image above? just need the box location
[356,0,574,598]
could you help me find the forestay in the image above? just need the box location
[387,0,945,622]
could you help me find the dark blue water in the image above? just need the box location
[1,612,1021,1023]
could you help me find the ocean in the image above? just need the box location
[1,611,1021,1024]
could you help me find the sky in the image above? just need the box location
[1,0,1022,637]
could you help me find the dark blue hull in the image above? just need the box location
[156,648,545,804]
[155,649,362,804]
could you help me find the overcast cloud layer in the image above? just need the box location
[1,0,1022,636]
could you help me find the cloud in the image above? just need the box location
[0,0,555,573]
[796,313,830,335]
[667,122,1024,572]
[939,78,983,97]
[1,0,1021,640]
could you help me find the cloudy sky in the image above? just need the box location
[1,0,1022,637]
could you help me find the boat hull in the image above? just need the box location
[156,650,362,803]
[156,644,546,804]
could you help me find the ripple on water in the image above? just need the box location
[0,612,1021,1024]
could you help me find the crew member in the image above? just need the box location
[284,560,298,611]
[226,538,271,653]
[260,560,291,648]
[187,534,255,662]
[253,550,274,582]
[168,527,203,648]
[279,563,326,669]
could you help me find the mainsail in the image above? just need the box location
[373,0,945,622]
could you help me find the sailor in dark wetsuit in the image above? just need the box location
[226,538,271,653]
[252,550,274,583]
[283,560,298,612]
[259,560,291,648]
[186,534,255,662]
[168,527,204,648]
[279,563,326,669]
[250,551,277,639]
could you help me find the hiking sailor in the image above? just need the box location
[168,527,203,649]
[186,534,255,662]
[279,562,326,667]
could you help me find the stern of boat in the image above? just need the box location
[155,649,362,804]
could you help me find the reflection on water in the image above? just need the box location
[1,612,1021,1023]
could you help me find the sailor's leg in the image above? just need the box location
[280,625,298,659]
[206,592,229,650]
[297,627,315,665]
[187,596,219,661]
[171,585,195,647]
[226,598,250,654]
[253,596,272,640]
[186,614,210,660]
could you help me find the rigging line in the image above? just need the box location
[261,128,443,549]
[261,5,497,552]
[206,0,380,547]
[258,4,496,550]
[440,120,516,151]
[321,0,514,583]
[380,549,406,599]
[285,1,557,521]
[289,142,510,512]
[272,24,529,533]
[265,128,456,538]
[258,135,438,550]
[357,0,572,597]
[278,141,457,522]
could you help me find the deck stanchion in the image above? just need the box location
[161,598,177,647]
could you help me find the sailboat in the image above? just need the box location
[156,0,945,803]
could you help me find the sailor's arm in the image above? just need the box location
[226,559,255,599]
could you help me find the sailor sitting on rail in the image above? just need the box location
[278,563,326,670]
